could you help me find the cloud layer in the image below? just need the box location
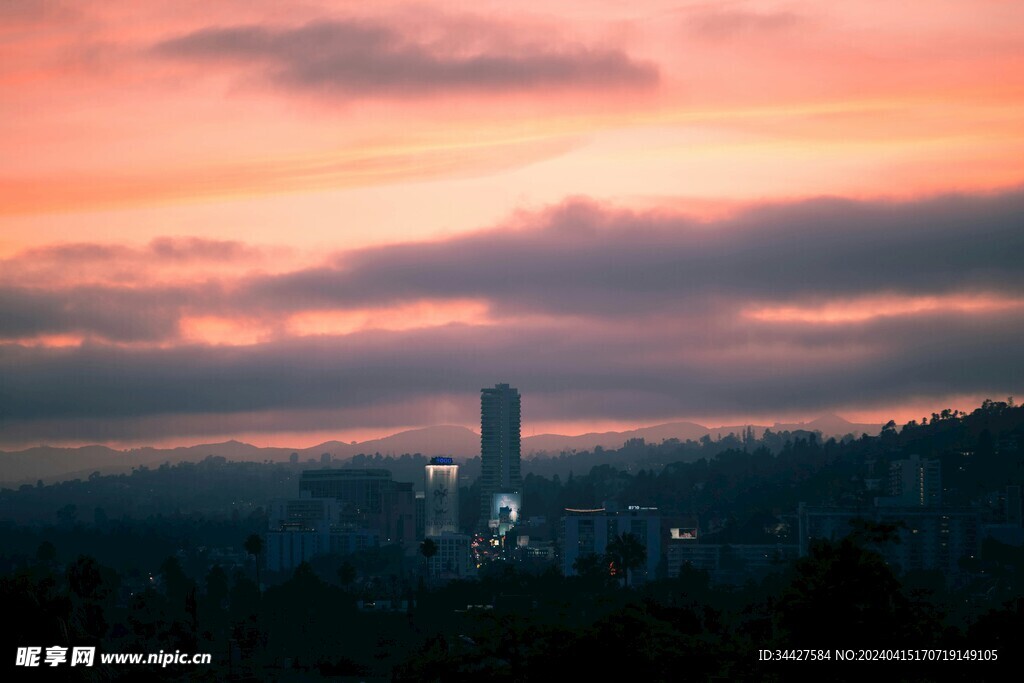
[4,191,1024,336]
[154,19,659,97]
[1,190,1022,445]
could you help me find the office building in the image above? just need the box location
[299,469,415,545]
[300,469,392,517]
[426,532,474,580]
[1007,485,1022,526]
[415,492,425,541]
[878,454,941,507]
[562,505,661,585]
[667,543,797,582]
[798,503,980,578]
[981,485,1024,544]
[480,383,522,524]
[265,528,380,573]
[507,517,557,566]
[268,495,339,530]
[425,457,460,536]
[265,494,379,572]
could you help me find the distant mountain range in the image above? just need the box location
[522,413,879,454]
[0,416,880,487]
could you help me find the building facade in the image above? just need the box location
[265,494,380,572]
[266,528,380,573]
[480,384,522,525]
[425,457,460,536]
[426,532,474,580]
[666,543,798,582]
[298,468,415,545]
[268,495,339,530]
[562,506,662,585]
[882,454,942,506]
[798,503,981,578]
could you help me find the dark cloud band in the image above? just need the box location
[1,189,1022,442]
[4,190,1023,341]
[153,19,659,97]
[0,309,1020,441]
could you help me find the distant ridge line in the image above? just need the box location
[0,416,880,487]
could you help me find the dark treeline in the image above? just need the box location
[524,400,1024,543]
[3,529,1023,680]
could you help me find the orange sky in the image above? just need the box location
[1,1,1022,448]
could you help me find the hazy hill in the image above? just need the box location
[0,426,479,486]
[0,416,880,487]
[770,413,880,439]
[523,421,711,454]
[315,425,481,459]
[522,415,879,455]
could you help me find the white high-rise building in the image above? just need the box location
[425,457,460,536]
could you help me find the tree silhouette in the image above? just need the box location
[244,533,264,596]
[337,560,357,589]
[205,565,229,608]
[420,538,438,579]
[776,524,927,646]
[605,532,646,587]
[67,555,117,642]
[56,503,77,526]
[68,555,108,602]
[160,556,193,608]
[573,552,608,583]
[35,541,57,567]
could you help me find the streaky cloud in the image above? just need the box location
[153,19,660,97]
[3,189,1024,341]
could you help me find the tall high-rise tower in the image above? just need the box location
[480,383,522,524]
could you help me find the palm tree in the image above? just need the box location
[244,534,264,596]
[337,561,357,590]
[420,538,438,579]
[605,532,646,588]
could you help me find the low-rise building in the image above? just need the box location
[562,505,661,585]
[427,532,474,580]
[798,502,981,578]
[667,543,797,582]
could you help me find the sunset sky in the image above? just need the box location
[2,0,1023,448]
